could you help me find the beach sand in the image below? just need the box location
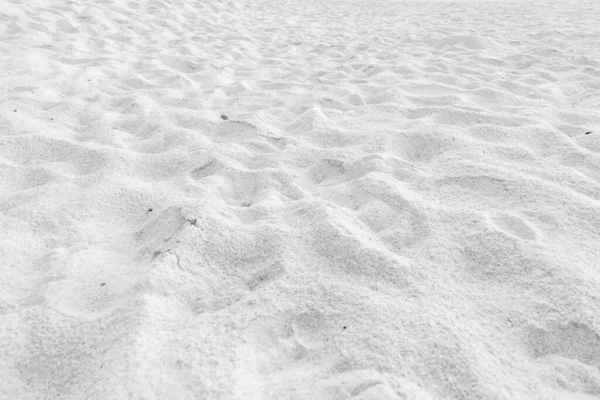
[1,0,600,398]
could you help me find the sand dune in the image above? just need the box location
[1,0,600,398]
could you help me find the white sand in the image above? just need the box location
[1,0,600,398]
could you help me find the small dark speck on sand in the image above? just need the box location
[148,208,153,212]
[343,326,347,330]
[100,282,106,287]
[221,114,229,120]
[14,109,17,112]
[585,131,592,135]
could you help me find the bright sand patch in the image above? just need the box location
[1,0,600,398]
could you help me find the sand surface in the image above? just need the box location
[2,0,600,398]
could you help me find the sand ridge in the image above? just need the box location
[1,0,600,398]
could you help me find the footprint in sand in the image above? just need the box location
[238,310,401,399]
[239,311,341,378]
[43,246,146,319]
[44,207,198,318]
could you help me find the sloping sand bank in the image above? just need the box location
[1,0,600,398]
